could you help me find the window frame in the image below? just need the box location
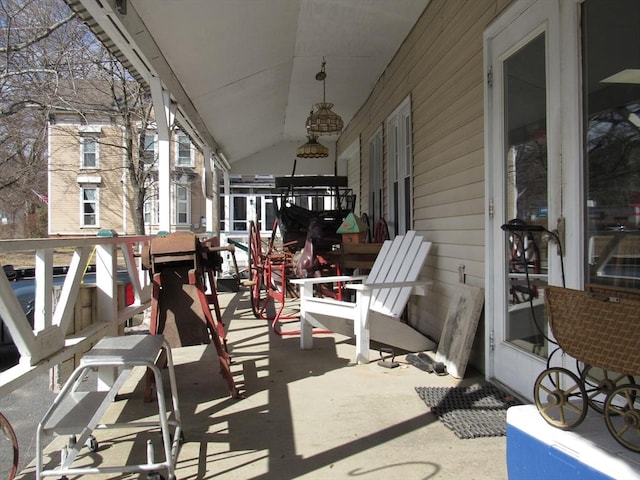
[368,127,384,232]
[80,136,99,169]
[80,185,99,227]
[385,95,412,236]
[174,184,190,225]
[143,131,157,166]
[144,185,159,226]
[176,132,194,167]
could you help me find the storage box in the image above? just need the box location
[507,404,640,479]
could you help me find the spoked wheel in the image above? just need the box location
[604,384,640,452]
[248,220,268,318]
[360,212,371,243]
[534,367,588,429]
[505,219,541,304]
[581,365,635,414]
[0,412,18,480]
[373,218,390,242]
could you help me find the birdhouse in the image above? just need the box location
[336,213,368,244]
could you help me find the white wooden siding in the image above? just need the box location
[337,0,513,343]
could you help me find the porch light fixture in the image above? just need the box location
[305,58,344,136]
[296,134,329,158]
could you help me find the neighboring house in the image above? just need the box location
[48,111,209,236]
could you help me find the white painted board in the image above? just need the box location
[435,284,484,378]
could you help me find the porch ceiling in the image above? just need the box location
[67,0,429,168]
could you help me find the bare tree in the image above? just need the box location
[0,0,77,234]
[1,0,159,236]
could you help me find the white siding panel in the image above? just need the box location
[337,0,512,349]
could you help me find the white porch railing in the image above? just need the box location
[0,234,153,397]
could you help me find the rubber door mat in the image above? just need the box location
[415,383,520,439]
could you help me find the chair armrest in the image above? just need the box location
[290,275,367,286]
[346,280,433,290]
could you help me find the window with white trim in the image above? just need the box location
[368,128,384,232]
[219,195,227,231]
[176,133,193,166]
[386,96,412,236]
[232,196,248,231]
[144,187,159,225]
[143,132,156,165]
[81,186,98,227]
[175,184,190,225]
[81,136,98,168]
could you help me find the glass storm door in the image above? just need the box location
[486,0,562,401]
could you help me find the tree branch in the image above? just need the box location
[0,12,76,54]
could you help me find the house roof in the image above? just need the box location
[64,0,430,170]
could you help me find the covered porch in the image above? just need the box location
[0,1,510,476]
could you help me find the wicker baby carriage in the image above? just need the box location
[534,284,640,452]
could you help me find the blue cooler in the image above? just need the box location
[507,404,640,479]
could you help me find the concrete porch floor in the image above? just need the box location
[18,289,508,480]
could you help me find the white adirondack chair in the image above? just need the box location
[291,231,436,364]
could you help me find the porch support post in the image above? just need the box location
[150,76,176,233]
[223,170,230,234]
[202,145,216,236]
[211,159,219,236]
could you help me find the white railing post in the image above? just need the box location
[34,249,53,331]
[95,231,119,334]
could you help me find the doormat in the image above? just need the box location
[415,383,520,439]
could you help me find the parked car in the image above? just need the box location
[1,266,134,369]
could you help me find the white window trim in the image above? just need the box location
[144,185,159,226]
[175,132,194,167]
[78,125,103,134]
[368,127,384,230]
[386,95,412,236]
[77,175,101,184]
[143,131,158,166]
[174,183,191,225]
[80,136,99,169]
[80,185,99,228]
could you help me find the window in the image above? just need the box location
[368,129,384,231]
[144,188,159,225]
[219,195,227,231]
[176,133,193,166]
[81,187,98,226]
[232,196,248,231]
[583,0,640,289]
[175,185,189,225]
[221,194,276,232]
[81,137,98,168]
[143,132,156,165]
[386,96,412,236]
[264,197,276,232]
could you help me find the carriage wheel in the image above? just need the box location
[373,218,390,242]
[266,218,279,255]
[604,384,640,452]
[0,412,18,480]
[248,221,267,318]
[581,365,636,414]
[506,219,541,303]
[360,213,371,243]
[534,367,587,429]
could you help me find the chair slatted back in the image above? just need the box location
[365,231,432,318]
